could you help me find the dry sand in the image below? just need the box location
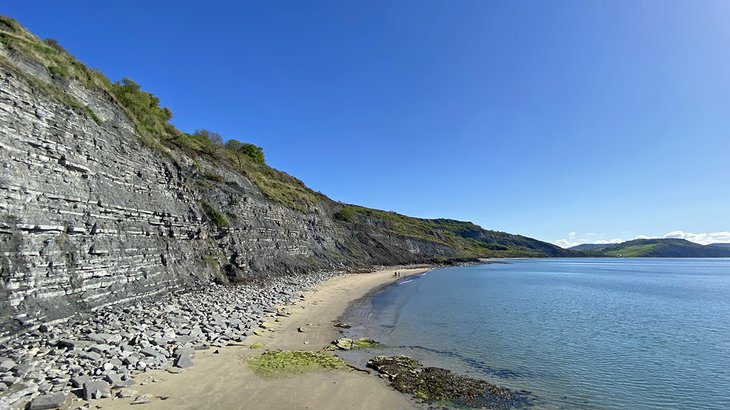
[83,266,431,410]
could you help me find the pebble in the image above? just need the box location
[130,394,153,405]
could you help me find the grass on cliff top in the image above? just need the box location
[334,205,545,259]
[247,350,347,377]
[0,16,322,214]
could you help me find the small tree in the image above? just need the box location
[192,129,223,145]
[226,140,265,165]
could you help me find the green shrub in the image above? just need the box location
[200,201,228,228]
[47,65,68,78]
[42,38,66,53]
[226,140,265,164]
[82,105,102,125]
[110,78,173,139]
[334,206,357,222]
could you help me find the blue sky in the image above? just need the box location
[4,1,729,246]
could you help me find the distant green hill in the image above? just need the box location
[569,243,612,252]
[571,239,730,257]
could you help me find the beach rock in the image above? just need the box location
[104,373,134,387]
[117,388,139,398]
[366,356,531,408]
[0,270,335,399]
[249,342,264,349]
[131,394,154,405]
[82,380,111,400]
[174,354,193,369]
[27,392,66,410]
[297,326,305,333]
[0,359,16,372]
[70,375,91,388]
[334,338,353,350]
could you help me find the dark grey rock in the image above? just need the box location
[70,375,90,388]
[174,354,193,369]
[0,359,16,372]
[82,380,111,400]
[27,392,66,410]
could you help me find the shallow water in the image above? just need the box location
[339,258,730,409]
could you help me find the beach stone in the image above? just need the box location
[117,388,138,398]
[0,359,16,372]
[57,340,90,350]
[131,394,153,405]
[297,326,305,333]
[70,375,90,388]
[105,373,134,387]
[174,354,193,369]
[82,380,111,400]
[249,342,264,349]
[80,351,101,362]
[27,392,66,410]
[335,338,353,350]
[140,347,159,358]
[173,347,195,358]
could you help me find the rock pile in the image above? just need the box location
[0,272,336,408]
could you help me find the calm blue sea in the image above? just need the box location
[340,258,730,409]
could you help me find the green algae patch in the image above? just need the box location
[353,338,382,349]
[247,350,346,377]
[331,337,383,350]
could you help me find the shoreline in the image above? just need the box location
[84,266,433,410]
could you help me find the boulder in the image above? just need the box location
[174,354,193,369]
[27,392,66,410]
[82,380,111,400]
[70,375,90,388]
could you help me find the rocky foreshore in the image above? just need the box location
[367,356,532,409]
[0,271,338,409]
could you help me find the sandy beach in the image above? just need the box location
[82,266,431,410]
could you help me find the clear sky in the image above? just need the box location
[3,1,729,246]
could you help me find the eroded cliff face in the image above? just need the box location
[0,40,459,336]
[0,50,341,335]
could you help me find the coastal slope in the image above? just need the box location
[0,16,576,332]
[569,238,730,257]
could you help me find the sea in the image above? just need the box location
[339,258,730,409]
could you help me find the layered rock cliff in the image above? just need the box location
[0,17,576,336]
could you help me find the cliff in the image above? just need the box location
[0,17,575,336]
